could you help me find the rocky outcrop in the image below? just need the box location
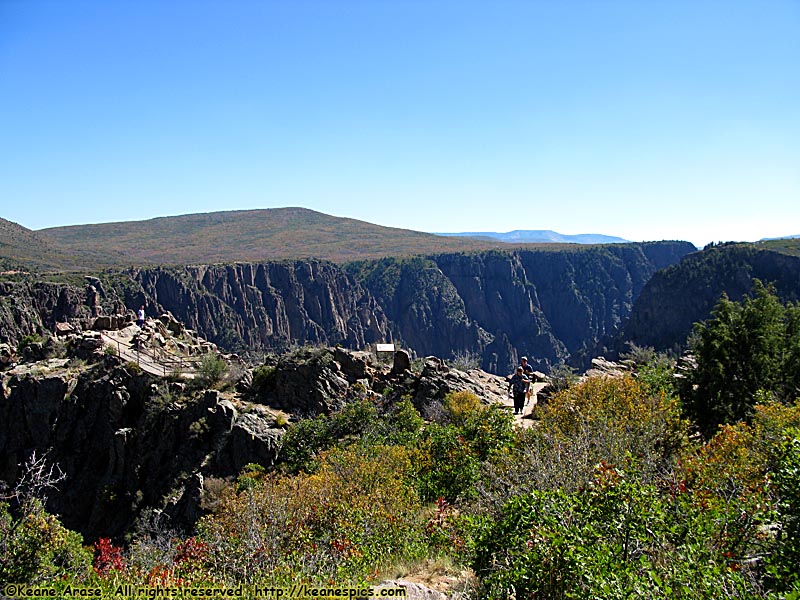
[249,346,511,416]
[252,347,352,415]
[0,341,515,541]
[0,356,282,540]
[0,279,122,347]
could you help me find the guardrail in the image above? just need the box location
[106,336,204,377]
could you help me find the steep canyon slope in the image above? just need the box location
[621,242,800,353]
[2,242,695,372]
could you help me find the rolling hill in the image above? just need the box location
[34,207,634,268]
[0,217,123,272]
[35,207,518,268]
[0,218,54,271]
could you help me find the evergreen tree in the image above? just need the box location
[683,280,800,435]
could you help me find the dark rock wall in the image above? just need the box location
[1,242,695,372]
[430,251,564,372]
[621,244,800,353]
[0,280,121,347]
[423,242,695,371]
[345,257,492,365]
[0,362,281,540]
[130,261,392,356]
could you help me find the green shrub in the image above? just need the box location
[16,333,45,355]
[378,396,424,446]
[547,362,579,394]
[416,423,480,503]
[278,397,425,474]
[278,414,335,474]
[443,391,483,427]
[539,375,687,479]
[198,445,425,584]
[0,499,92,584]
[443,391,515,461]
[449,350,481,371]
[476,375,689,520]
[250,365,276,398]
[197,353,227,388]
[471,464,760,599]
[635,353,677,397]
[124,361,142,374]
[350,381,367,396]
[620,341,657,365]
[188,417,209,439]
[681,280,800,436]
[236,464,267,493]
[763,427,800,591]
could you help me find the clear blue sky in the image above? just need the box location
[1,0,798,247]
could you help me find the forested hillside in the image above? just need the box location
[621,242,800,353]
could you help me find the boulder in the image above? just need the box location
[0,343,15,367]
[73,331,104,359]
[392,349,411,375]
[333,347,375,383]
[259,348,351,415]
[585,357,629,379]
[54,321,76,336]
[92,315,113,330]
[160,312,184,336]
[226,414,283,472]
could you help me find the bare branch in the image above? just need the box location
[12,450,66,506]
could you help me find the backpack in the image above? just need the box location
[512,375,528,394]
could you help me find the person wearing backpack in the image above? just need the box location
[507,366,531,415]
[520,356,534,404]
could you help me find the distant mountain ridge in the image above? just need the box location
[436,230,629,244]
[760,234,800,241]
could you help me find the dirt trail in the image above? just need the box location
[494,381,547,427]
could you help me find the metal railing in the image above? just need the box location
[106,335,205,377]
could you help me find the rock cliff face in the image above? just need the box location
[1,242,695,373]
[621,243,800,353]
[0,279,122,347]
[348,242,694,371]
[127,261,392,356]
[0,342,511,541]
[0,356,283,539]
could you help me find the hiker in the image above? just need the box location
[137,306,146,328]
[520,356,534,376]
[507,366,531,415]
[520,356,534,403]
